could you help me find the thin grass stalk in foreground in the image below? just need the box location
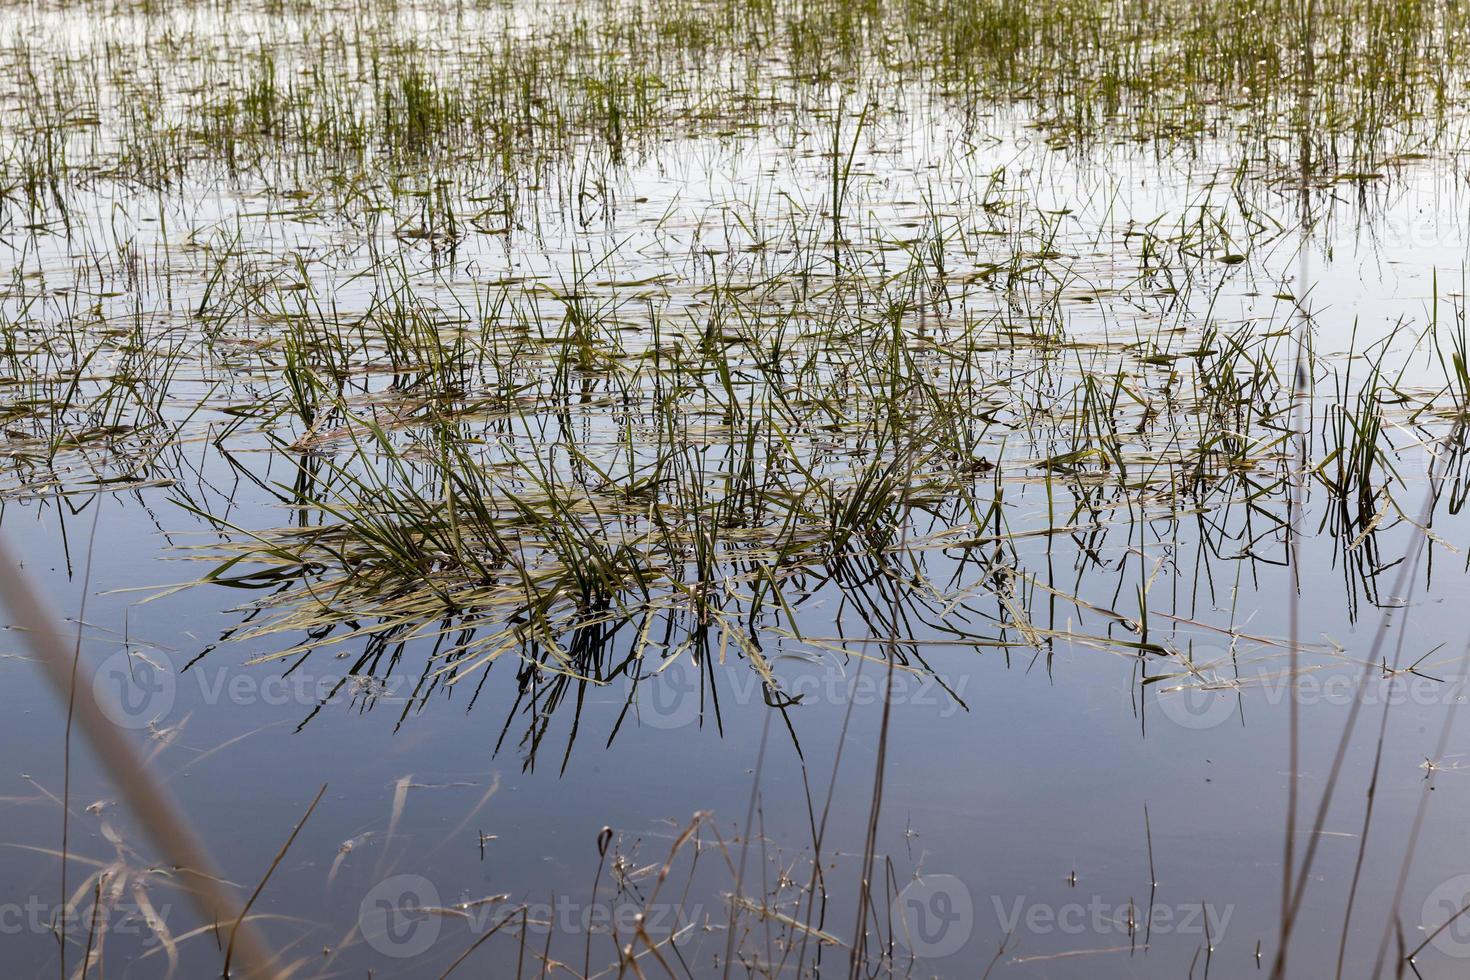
[223,783,327,977]
[1273,2,1315,970]
[0,533,277,979]
[849,349,923,977]
[59,496,101,980]
[723,709,774,979]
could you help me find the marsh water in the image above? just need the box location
[5,1,1470,977]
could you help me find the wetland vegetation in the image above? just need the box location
[4,0,1470,976]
